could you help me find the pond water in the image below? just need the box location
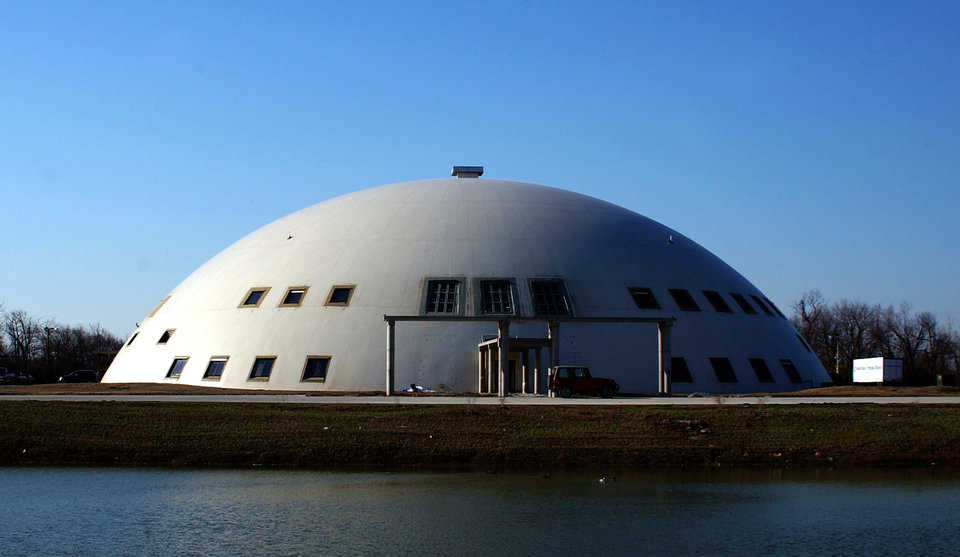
[0,468,957,556]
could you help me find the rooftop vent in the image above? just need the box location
[452,165,483,178]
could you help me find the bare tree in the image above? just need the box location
[0,304,7,358]
[792,293,960,385]
[4,310,41,363]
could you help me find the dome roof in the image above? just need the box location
[104,177,830,393]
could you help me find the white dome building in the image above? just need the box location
[103,168,830,394]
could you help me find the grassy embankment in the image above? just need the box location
[3,401,960,470]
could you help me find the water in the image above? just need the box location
[1,468,958,556]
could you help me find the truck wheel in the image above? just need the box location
[601,385,615,398]
[559,386,573,398]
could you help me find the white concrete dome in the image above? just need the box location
[103,175,830,393]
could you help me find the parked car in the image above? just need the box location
[58,369,101,383]
[549,365,619,398]
[0,367,16,385]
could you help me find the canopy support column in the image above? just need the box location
[658,321,673,396]
[547,320,559,397]
[385,319,396,396]
[497,320,511,398]
[534,348,542,394]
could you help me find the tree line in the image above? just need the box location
[0,305,124,383]
[3,292,959,386]
[790,291,960,385]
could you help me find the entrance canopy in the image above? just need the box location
[384,315,677,397]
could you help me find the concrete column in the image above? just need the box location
[386,320,395,396]
[477,346,484,394]
[534,348,542,394]
[521,350,530,394]
[497,320,510,398]
[658,321,673,396]
[486,344,494,394]
[547,320,559,397]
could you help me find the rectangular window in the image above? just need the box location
[764,296,786,318]
[751,295,774,316]
[301,356,331,382]
[628,287,661,310]
[797,334,813,352]
[424,279,461,314]
[669,289,701,311]
[203,357,228,380]
[280,286,309,307]
[240,287,271,308]
[157,329,175,344]
[479,279,515,315]
[530,280,571,316]
[671,357,693,382]
[325,285,355,306]
[166,357,188,379]
[749,358,774,383]
[780,359,802,383]
[249,357,276,380]
[730,293,757,314]
[709,357,738,382]
[702,290,733,313]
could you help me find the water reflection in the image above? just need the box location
[0,468,957,556]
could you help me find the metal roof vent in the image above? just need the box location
[452,165,483,178]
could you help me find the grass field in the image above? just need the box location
[3,401,960,470]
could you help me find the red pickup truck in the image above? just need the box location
[550,366,619,398]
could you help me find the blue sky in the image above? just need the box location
[1,1,958,336]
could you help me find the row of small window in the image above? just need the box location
[629,287,786,317]
[239,285,356,308]
[126,328,174,346]
[165,355,331,382]
[422,278,572,316]
[421,278,788,319]
[671,356,803,384]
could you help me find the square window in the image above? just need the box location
[780,359,802,383]
[157,329,175,344]
[240,287,271,308]
[749,358,774,383]
[478,279,515,315]
[530,279,571,316]
[709,357,738,382]
[249,357,275,380]
[325,285,355,306]
[629,287,661,310]
[424,279,462,314]
[302,356,331,382]
[166,357,188,379]
[280,286,309,307]
[669,289,701,311]
[730,293,757,314]
[751,295,775,316]
[702,290,733,313]
[203,357,228,380]
[671,357,693,382]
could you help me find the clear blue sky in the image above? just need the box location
[1,1,958,336]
